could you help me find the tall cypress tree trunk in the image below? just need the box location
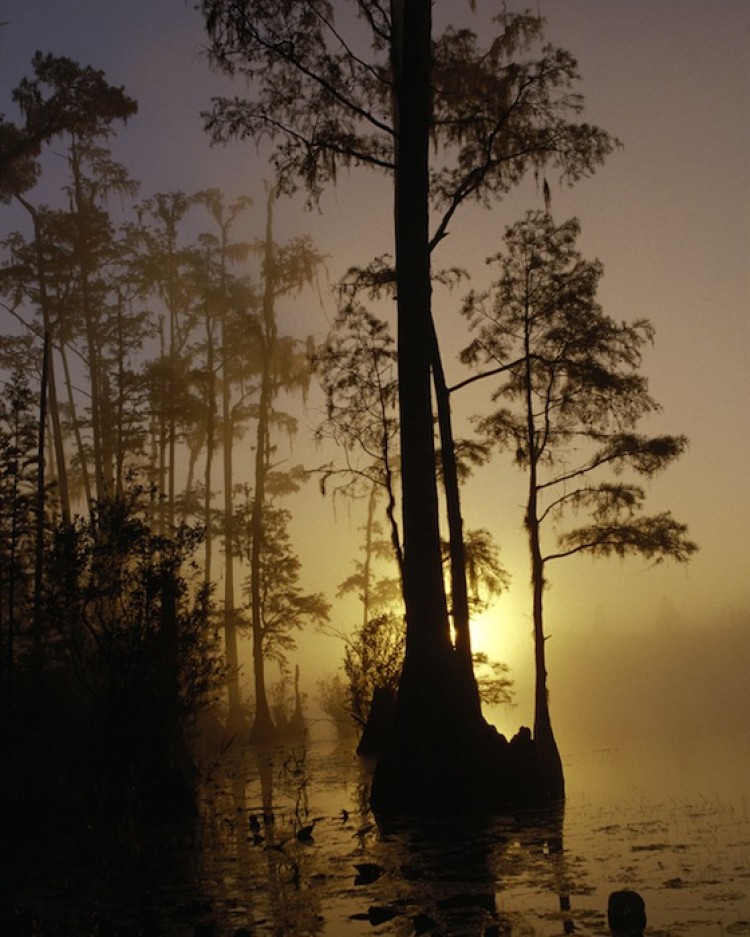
[248,189,278,744]
[372,0,478,810]
[203,308,216,585]
[70,140,108,503]
[221,331,243,725]
[430,319,478,695]
[32,331,49,674]
[16,196,71,523]
[524,312,564,799]
[371,0,549,814]
[391,0,449,668]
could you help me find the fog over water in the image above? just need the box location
[1,4,748,930]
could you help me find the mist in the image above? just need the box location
[550,611,750,752]
[1,1,748,933]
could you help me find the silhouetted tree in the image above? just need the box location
[313,301,402,575]
[202,0,616,807]
[134,192,202,530]
[0,52,137,201]
[0,372,38,705]
[2,64,139,515]
[317,671,357,741]
[461,212,698,796]
[191,188,254,590]
[244,189,324,741]
[234,481,330,738]
[43,489,223,814]
[4,199,72,521]
[344,612,405,733]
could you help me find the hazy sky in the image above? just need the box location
[1,0,748,751]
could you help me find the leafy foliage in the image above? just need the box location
[43,490,223,732]
[1,52,137,200]
[234,490,330,661]
[343,612,404,730]
[202,2,616,234]
[462,210,697,568]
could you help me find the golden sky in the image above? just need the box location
[2,0,748,749]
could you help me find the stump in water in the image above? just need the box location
[368,642,564,815]
[607,890,646,936]
[357,686,397,757]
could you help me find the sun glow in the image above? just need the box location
[469,587,537,732]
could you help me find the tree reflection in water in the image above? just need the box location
[3,739,587,935]
[368,802,576,935]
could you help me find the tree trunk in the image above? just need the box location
[221,313,243,727]
[362,482,378,629]
[204,306,216,585]
[32,331,49,672]
[59,343,92,510]
[371,0,554,814]
[430,317,479,701]
[15,195,71,522]
[523,310,565,800]
[372,0,489,812]
[527,508,565,799]
[391,0,450,668]
[71,140,108,503]
[248,189,278,744]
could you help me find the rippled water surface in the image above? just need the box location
[3,737,749,935]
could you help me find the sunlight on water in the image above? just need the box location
[193,738,750,936]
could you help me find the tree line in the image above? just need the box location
[0,53,331,825]
[200,0,696,809]
[1,3,697,818]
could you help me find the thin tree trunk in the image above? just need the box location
[523,305,564,799]
[59,343,92,510]
[71,140,107,502]
[114,291,126,498]
[204,294,216,584]
[221,308,242,725]
[362,482,378,629]
[32,331,49,672]
[249,189,278,744]
[15,195,71,523]
[527,499,564,799]
[430,319,478,697]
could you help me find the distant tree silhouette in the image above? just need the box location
[0,372,38,705]
[42,489,222,814]
[313,301,402,577]
[191,188,254,581]
[234,483,330,734]
[0,53,136,201]
[1,59,139,516]
[461,211,698,796]
[242,189,324,742]
[134,192,202,530]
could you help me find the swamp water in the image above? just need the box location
[2,736,748,936]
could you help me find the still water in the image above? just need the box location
[3,736,749,935]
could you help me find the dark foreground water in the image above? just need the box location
[3,735,748,936]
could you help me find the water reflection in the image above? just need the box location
[2,738,748,935]
[360,802,574,935]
